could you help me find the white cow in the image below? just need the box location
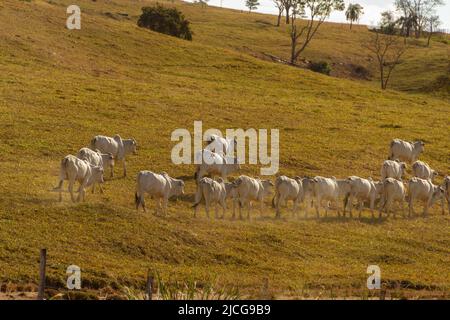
[193,177,227,218]
[389,139,425,163]
[381,160,407,180]
[408,177,445,216]
[444,176,450,215]
[135,171,184,215]
[345,176,382,218]
[307,176,344,218]
[77,147,114,193]
[412,161,438,181]
[378,178,406,218]
[233,175,274,219]
[56,155,104,203]
[205,134,236,155]
[90,134,137,177]
[194,149,240,183]
[272,176,303,218]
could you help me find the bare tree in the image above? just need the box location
[364,32,408,90]
[395,0,444,38]
[274,0,285,26]
[290,0,345,64]
[282,0,293,24]
[425,15,441,46]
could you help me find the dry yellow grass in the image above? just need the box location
[0,0,449,299]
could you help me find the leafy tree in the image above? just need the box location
[290,0,345,64]
[137,5,193,41]
[345,3,364,29]
[379,10,397,35]
[245,0,260,13]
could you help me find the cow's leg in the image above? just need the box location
[247,201,251,220]
[58,180,64,202]
[110,163,114,178]
[424,196,433,217]
[408,196,414,217]
[292,198,299,218]
[276,194,282,218]
[369,196,375,219]
[214,202,219,219]
[68,179,76,203]
[220,198,226,219]
[315,197,321,218]
[162,196,169,216]
[232,199,236,219]
[259,199,264,218]
[123,159,127,177]
[378,194,386,219]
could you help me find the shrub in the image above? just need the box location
[137,4,192,41]
[309,61,331,75]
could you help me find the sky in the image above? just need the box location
[186,0,450,30]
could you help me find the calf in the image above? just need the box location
[135,171,184,215]
[307,176,344,218]
[412,160,438,181]
[389,139,424,163]
[408,177,445,216]
[90,134,137,177]
[194,149,240,183]
[233,175,273,219]
[193,177,227,218]
[77,147,114,193]
[345,176,381,218]
[381,160,407,180]
[378,178,406,218]
[205,134,236,155]
[272,176,303,218]
[56,155,104,202]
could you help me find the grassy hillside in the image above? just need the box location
[0,0,449,299]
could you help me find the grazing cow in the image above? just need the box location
[194,149,240,183]
[412,160,438,181]
[378,178,406,218]
[444,176,450,214]
[205,134,236,155]
[272,176,303,218]
[345,176,381,218]
[389,139,425,163]
[307,176,344,218]
[135,171,184,215]
[233,175,274,219]
[193,178,227,218]
[56,155,104,203]
[90,134,137,177]
[381,160,407,180]
[408,178,445,216]
[76,147,114,193]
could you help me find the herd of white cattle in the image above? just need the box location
[56,136,450,220]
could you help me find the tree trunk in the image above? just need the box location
[350,20,353,30]
[277,12,282,27]
[285,7,290,24]
[427,25,433,47]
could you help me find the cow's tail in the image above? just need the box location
[54,157,69,190]
[135,172,143,208]
[192,182,204,208]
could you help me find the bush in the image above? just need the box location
[309,61,331,75]
[137,4,192,41]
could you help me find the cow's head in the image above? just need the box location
[172,179,185,196]
[92,166,105,184]
[414,141,425,153]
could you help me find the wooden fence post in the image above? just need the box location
[145,272,153,300]
[37,249,47,300]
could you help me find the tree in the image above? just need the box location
[394,0,444,38]
[364,32,407,89]
[245,0,260,13]
[379,10,397,35]
[289,0,345,64]
[282,0,293,24]
[425,15,441,46]
[345,3,364,30]
[273,0,285,26]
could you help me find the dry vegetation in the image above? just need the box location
[0,0,449,299]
